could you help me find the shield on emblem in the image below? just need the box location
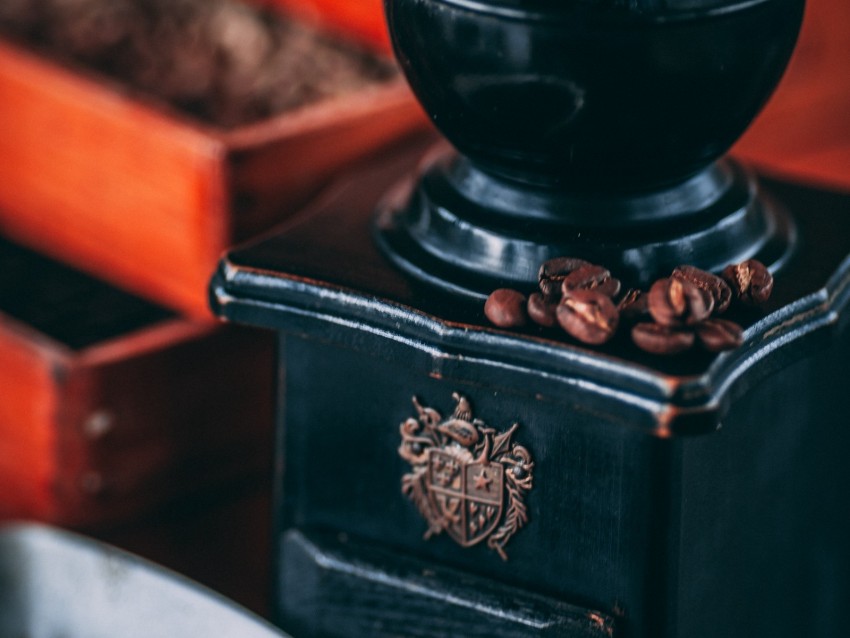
[427,450,504,548]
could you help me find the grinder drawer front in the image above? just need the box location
[279,529,616,638]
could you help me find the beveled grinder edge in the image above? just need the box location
[210,246,850,438]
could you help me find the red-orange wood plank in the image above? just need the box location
[0,35,423,317]
[0,40,229,318]
[0,318,66,520]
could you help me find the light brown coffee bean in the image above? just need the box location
[484,289,528,328]
[672,265,732,314]
[722,259,774,305]
[648,277,714,327]
[561,264,621,298]
[556,289,619,345]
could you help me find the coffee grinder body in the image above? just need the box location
[212,152,850,637]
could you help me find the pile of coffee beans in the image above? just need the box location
[484,258,774,356]
[485,258,622,345]
[0,0,396,128]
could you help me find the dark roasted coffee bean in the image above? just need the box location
[527,292,558,328]
[556,289,619,345]
[648,277,714,327]
[632,322,695,355]
[561,264,622,298]
[672,265,732,314]
[696,318,744,352]
[538,257,590,282]
[485,288,528,328]
[722,259,774,305]
[538,257,590,298]
[539,279,559,300]
[616,288,649,320]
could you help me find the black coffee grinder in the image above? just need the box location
[212,1,850,635]
[376,0,801,296]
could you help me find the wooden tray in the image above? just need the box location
[0,236,274,527]
[0,27,423,319]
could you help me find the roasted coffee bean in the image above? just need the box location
[538,257,590,282]
[648,277,714,326]
[538,257,590,298]
[556,289,619,345]
[672,265,732,314]
[539,279,559,300]
[527,292,558,328]
[696,318,744,352]
[722,259,774,305]
[561,264,621,298]
[616,288,649,320]
[631,322,695,355]
[485,288,528,328]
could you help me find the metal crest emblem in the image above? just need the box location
[399,393,534,560]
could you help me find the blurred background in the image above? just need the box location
[0,0,847,621]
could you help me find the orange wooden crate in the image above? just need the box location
[0,237,275,528]
[0,29,423,319]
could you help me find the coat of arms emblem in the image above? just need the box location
[398,393,534,560]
